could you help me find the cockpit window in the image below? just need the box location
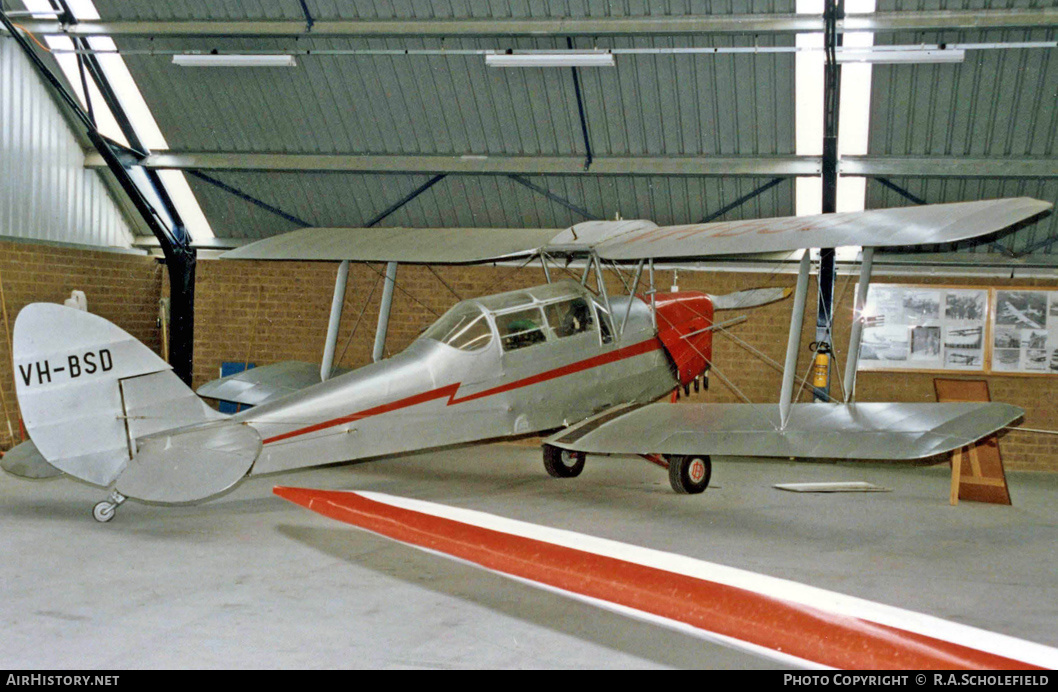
[420,303,493,352]
[496,307,547,351]
[544,298,594,339]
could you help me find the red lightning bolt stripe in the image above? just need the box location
[260,337,664,446]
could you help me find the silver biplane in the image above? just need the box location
[3,198,1048,521]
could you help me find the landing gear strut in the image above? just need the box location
[542,444,586,478]
[93,490,126,523]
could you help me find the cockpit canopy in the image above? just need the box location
[419,280,612,353]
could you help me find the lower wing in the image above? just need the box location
[545,402,1023,460]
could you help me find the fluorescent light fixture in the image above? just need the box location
[485,52,615,68]
[172,54,298,67]
[836,48,965,64]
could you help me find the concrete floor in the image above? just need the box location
[2,443,1057,669]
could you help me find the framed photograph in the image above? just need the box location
[990,290,1058,375]
[858,285,988,373]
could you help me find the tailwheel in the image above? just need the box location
[666,454,711,495]
[542,444,586,478]
[92,490,126,523]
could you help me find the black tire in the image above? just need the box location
[667,454,711,494]
[543,444,586,478]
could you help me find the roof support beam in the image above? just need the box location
[508,175,598,220]
[363,174,447,227]
[842,157,1058,179]
[12,10,1057,38]
[91,152,1058,179]
[85,152,820,177]
[567,37,594,171]
[699,178,785,223]
[186,170,311,227]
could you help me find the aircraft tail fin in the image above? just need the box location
[13,303,223,488]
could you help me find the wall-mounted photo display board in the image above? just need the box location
[857,284,988,373]
[991,290,1058,375]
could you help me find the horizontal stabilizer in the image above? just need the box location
[1,440,62,479]
[546,402,1023,461]
[197,361,351,407]
[708,287,792,310]
[116,420,261,504]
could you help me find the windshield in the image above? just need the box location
[420,303,493,352]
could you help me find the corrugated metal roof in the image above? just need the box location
[869,31,1056,158]
[0,39,135,248]
[100,16,796,240]
[188,171,794,239]
[866,15,1058,255]
[69,0,1055,260]
[111,34,794,158]
[91,1,797,22]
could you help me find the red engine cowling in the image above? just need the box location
[652,292,714,386]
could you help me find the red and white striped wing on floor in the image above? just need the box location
[274,486,1057,670]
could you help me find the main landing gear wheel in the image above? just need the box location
[666,454,711,495]
[542,444,586,478]
[92,491,126,523]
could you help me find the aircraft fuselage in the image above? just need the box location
[236,281,708,475]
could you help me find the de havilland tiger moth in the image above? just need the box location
[2,197,1049,521]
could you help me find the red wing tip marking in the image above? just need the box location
[274,486,1055,670]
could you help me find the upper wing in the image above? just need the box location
[222,198,1050,264]
[581,197,1051,260]
[222,225,560,263]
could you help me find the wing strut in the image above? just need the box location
[779,252,813,429]
[373,261,398,362]
[590,252,614,327]
[619,260,645,337]
[842,247,875,402]
[321,259,350,382]
[648,258,657,330]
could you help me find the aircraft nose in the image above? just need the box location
[653,292,714,387]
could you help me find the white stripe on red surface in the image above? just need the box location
[274,486,1057,670]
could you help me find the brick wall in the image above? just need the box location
[189,260,557,388]
[5,243,1053,472]
[192,258,1058,472]
[0,240,163,448]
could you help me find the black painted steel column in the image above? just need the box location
[814,0,843,403]
[2,8,197,385]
